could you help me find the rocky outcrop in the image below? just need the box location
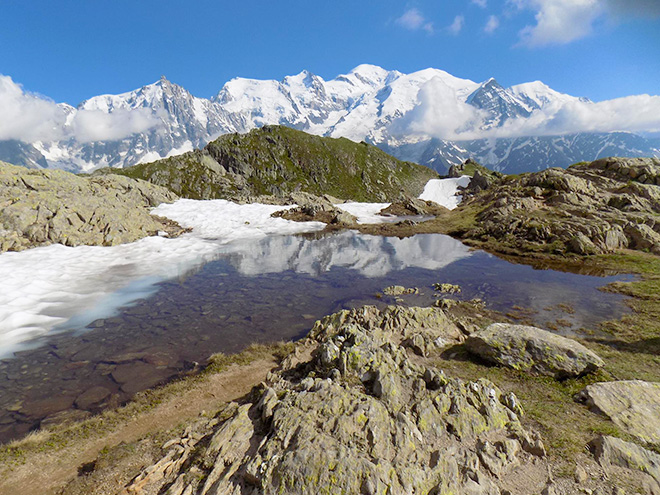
[121,305,547,494]
[271,192,357,225]
[0,162,183,252]
[458,157,660,256]
[379,197,447,216]
[577,380,660,446]
[101,125,438,203]
[465,323,604,379]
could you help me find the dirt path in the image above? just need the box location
[0,358,276,495]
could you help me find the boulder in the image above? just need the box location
[271,193,357,225]
[74,386,111,410]
[590,435,660,486]
[577,380,660,446]
[465,323,604,378]
[379,197,445,216]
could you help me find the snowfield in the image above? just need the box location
[0,177,471,357]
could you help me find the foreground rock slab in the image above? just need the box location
[466,323,604,379]
[578,380,660,446]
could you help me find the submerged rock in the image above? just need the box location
[465,323,604,378]
[577,380,660,446]
[122,306,545,494]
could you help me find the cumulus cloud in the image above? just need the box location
[511,0,660,47]
[512,0,602,47]
[532,95,660,136]
[484,15,500,33]
[402,77,487,140]
[472,0,488,7]
[447,15,465,35]
[396,8,434,33]
[401,79,660,141]
[0,75,67,142]
[0,74,160,144]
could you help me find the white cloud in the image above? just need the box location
[484,15,500,33]
[401,77,487,140]
[512,0,602,47]
[531,95,660,136]
[402,81,660,141]
[70,108,160,143]
[0,74,160,144]
[447,15,465,35]
[396,8,434,33]
[472,0,488,7]
[511,0,660,47]
[0,75,67,142]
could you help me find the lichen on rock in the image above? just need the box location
[465,323,604,379]
[122,305,544,494]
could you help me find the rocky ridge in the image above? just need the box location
[456,157,660,256]
[0,162,183,252]
[101,125,438,203]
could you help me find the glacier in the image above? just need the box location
[2,65,658,174]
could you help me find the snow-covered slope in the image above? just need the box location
[1,66,658,174]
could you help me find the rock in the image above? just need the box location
[433,283,461,294]
[111,362,173,394]
[577,380,660,446]
[569,233,598,255]
[19,395,76,418]
[74,386,111,410]
[382,285,419,296]
[460,157,660,257]
[465,323,604,378]
[590,435,660,485]
[379,197,445,216]
[271,193,358,225]
[0,162,182,252]
[625,223,660,254]
[40,408,92,429]
[120,305,543,495]
[575,464,588,483]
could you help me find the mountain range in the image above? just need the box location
[2,65,659,174]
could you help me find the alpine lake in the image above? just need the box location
[0,230,634,443]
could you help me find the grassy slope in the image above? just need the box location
[105,126,438,202]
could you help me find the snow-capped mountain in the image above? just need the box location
[2,65,659,173]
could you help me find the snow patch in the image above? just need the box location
[0,200,325,357]
[334,202,392,224]
[418,176,471,210]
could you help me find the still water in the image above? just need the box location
[0,231,631,442]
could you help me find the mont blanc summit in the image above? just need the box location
[2,65,659,173]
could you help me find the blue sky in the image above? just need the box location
[0,0,659,104]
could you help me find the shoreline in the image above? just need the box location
[0,242,658,493]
